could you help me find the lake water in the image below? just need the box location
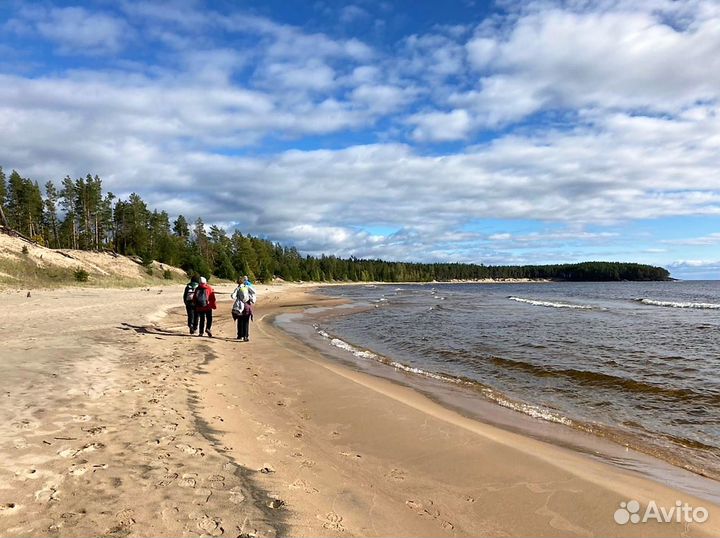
[310,281,720,483]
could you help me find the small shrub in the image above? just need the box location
[21,245,29,255]
[74,268,89,282]
[145,267,154,276]
[163,269,173,280]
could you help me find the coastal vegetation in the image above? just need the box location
[0,167,670,283]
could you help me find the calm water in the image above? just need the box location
[316,281,720,480]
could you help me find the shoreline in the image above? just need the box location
[276,292,720,504]
[195,286,719,536]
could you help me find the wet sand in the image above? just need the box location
[0,283,718,537]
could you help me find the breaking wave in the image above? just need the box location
[508,296,595,309]
[636,298,720,310]
[314,326,575,427]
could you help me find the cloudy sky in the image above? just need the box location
[1,0,719,278]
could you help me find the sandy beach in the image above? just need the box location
[0,283,718,537]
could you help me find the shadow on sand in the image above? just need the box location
[118,323,243,343]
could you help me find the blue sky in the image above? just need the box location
[1,0,719,279]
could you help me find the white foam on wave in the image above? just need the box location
[508,296,594,309]
[314,325,575,428]
[637,298,720,310]
[479,389,574,426]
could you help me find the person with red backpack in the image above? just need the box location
[193,276,217,337]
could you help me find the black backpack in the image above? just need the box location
[194,286,208,308]
[184,285,196,303]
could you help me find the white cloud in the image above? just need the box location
[11,6,130,55]
[351,84,415,114]
[258,60,336,92]
[465,37,496,69]
[340,5,370,24]
[409,109,472,141]
[392,1,720,132]
[662,233,720,245]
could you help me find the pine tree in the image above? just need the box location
[60,176,78,249]
[43,181,60,248]
[173,215,190,238]
[0,167,8,228]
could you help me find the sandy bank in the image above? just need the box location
[0,283,717,537]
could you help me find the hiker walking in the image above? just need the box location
[183,275,199,334]
[231,277,256,341]
[193,276,217,337]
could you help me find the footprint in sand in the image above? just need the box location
[386,468,406,481]
[82,426,107,436]
[289,479,319,494]
[178,473,197,488]
[196,515,224,536]
[405,499,454,530]
[15,468,38,480]
[405,499,440,519]
[12,419,39,431]
[68,463,88,476]
[156,473,178,487]
[175,443,202,456]
[228,486,246,505]
[0,503,20,516]
[115,508,136,528]
[206,475,225,489]
[35,484,60,503]
[60,511,80,528]
[318,511,345,532]
[59,442,104,458]
[339,451,362,460]
[194,487,213,503]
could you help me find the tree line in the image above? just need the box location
[0,167,671,282]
